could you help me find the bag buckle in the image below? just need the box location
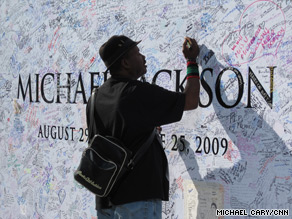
[127,159,134,170]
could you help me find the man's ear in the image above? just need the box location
[121,57,130,70]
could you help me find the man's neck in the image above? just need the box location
[112,71,137,80]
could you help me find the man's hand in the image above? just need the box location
[182,37,200,61]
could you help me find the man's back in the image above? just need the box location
[87,76,185,206]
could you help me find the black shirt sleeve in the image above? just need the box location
[119,81,185,128]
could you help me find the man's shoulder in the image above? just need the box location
[98,78,145,95]
[100,78,163,97]
[114,78,152,91]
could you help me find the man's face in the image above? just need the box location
[124,46,147,80]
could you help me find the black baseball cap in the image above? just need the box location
[99,35,141,71]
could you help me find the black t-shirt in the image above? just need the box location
[86,76,185,207]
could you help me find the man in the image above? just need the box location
[86,35,200,218]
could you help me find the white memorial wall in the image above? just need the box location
[1,0,292,218]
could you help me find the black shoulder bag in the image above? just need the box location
[74,88,155,197]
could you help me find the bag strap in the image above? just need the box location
[89,88,106,137]
[89,88,156,169]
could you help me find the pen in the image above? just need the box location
[186,37,192,50]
